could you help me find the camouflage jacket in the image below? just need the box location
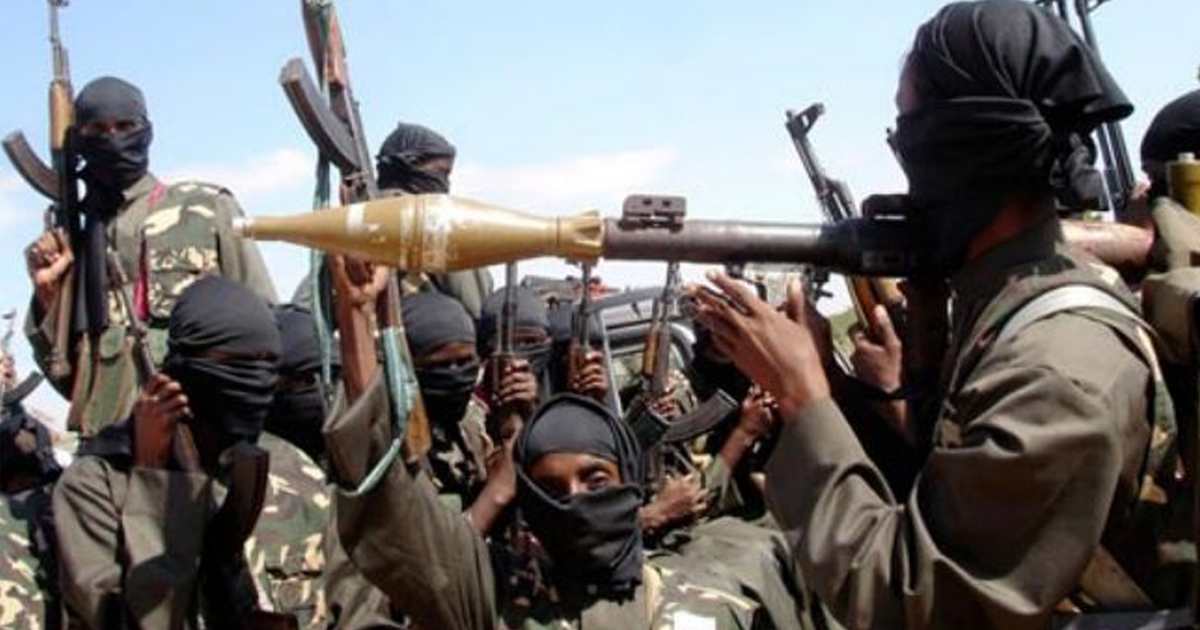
[327,372,784,630]
[0,484,61,630]
[26,173,278,436]
[245,433,330,630]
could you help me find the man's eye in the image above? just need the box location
[584,470,613,492]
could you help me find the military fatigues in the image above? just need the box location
[765,220,1162,629]
[52,426,315,629]
[0,484,61,630]
[326,373,786,630]
[52,435,229,628]
[245,433,330,630]
[27,173,278,436]
[322,387,490,629]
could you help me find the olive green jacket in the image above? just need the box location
[765,220,1154,629]
[327,375,777,630]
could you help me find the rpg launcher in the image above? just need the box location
[233,193,1153,283]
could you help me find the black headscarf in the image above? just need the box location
[75,76,154,203]
[514,394,644,596]
[0,408,61,491]
[402,291,480,427]
[161,277,280,443]
[376,122,457,193]
[268,304,335,462]
[73,77,155,337]
[893,0,1132,270]
[1141,89,1200,197]
[478,287,552,377]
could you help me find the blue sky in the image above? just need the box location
[2,0,1197,419]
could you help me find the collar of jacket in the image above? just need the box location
[950,216,1066,311]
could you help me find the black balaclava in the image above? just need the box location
[74,76,155,337]
[1141,89,1200,198]
[269,304,337,462]
[515,393,644,597]
[75,76,153,199]
[376,122,457,194]
[893,0,1132,271]
[0,409,62,492]
[546,301,604,395]
[161,277,280,467]
[479,288,553,380]
[402,290,480,427]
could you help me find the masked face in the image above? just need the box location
[415,358,481,427]
[516,332,552,380]
[514,395,644,595]
[76,119,153,196]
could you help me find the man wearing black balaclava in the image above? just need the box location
[478,286,553,416]
[52,276,283,628]
[23,76,278,439]
[380,121,493,319]
[690,1,1179,628]
[324,374,787,628]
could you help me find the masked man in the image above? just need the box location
[52,276,283,629]
[691,1,1181,628]
[24,76,277,437]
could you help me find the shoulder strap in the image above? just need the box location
[995,284,1144,346]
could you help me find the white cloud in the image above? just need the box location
[162,148,313,198]
[0,171,43,229]
[453,147,676,211]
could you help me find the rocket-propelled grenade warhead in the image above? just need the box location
[233,194,605,272]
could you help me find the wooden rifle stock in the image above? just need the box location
[295,0,430,459]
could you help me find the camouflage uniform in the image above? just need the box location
[245,432,330,630]
[326,373,791,629]
[27,173,278,436]
[0,484,61,630]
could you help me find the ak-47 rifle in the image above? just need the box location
[283,0,431,471]
[1,309,45,414]
[620,196,738,483]
[489,262,525,442]
[786,103,905,332]
[104,252,201,471]
[3,0,81,383]
[566,264,594,385]
[1036,0,1136,220]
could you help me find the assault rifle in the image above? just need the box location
[1,309,44,413]
[3,0,81,382]
[786,103,906,332]
[1036,0,1136,220]
[490,262,524,441]
[620,197,737,481]
[566,264,594,385]
[104,252,201,471]
[283,0,431,466]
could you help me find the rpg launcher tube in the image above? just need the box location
[234,194,1151,279]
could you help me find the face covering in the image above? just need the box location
[515,394,644,596]
[896,0,1132,271]
[74,76,154,199]
[162,277,280,465]
[416,360,481,427]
